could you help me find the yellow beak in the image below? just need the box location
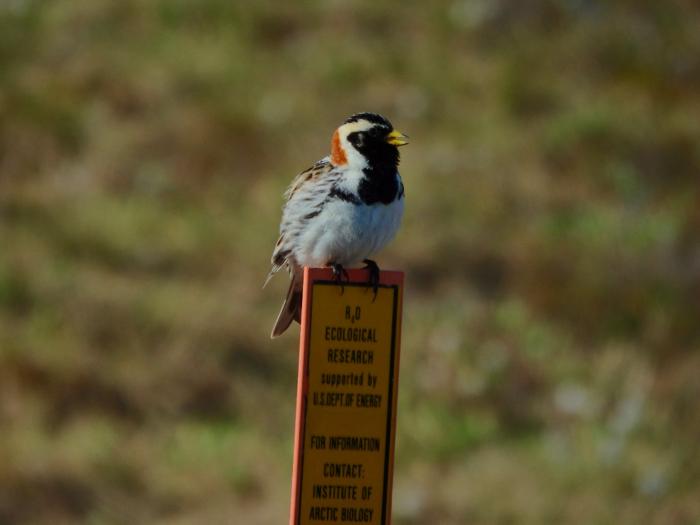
[386,130,409,147]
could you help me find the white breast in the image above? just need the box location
[297,195,404,268]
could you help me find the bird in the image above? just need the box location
[265,112,408,338]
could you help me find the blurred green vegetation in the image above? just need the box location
[1,0,699,523]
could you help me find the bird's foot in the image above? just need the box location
[330,262,350,294]
[362,259,380,302]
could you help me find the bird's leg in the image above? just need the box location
[362,259,380,302]
[330,262,349,294]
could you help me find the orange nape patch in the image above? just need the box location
[330,130,347,166]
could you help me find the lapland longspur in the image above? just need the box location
[266,112,408,338]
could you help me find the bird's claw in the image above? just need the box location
[331,262,350,294]
[363,259,380,302]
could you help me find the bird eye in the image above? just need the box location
[369,127,382,138]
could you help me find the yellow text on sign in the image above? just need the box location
[299,283,399,525]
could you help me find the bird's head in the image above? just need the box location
[330,112,408,169]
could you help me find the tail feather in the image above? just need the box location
[271,271,303,338]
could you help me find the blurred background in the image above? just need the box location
[1,0,699,523]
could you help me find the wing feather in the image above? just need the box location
[266,157,337,285]
[284,157,333,201]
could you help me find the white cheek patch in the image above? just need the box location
[339,133,368,170]
[337,121,374,170]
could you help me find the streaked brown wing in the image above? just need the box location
[266,158,334,281]
[283,158,333,201]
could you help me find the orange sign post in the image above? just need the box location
[290,267,404,525]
